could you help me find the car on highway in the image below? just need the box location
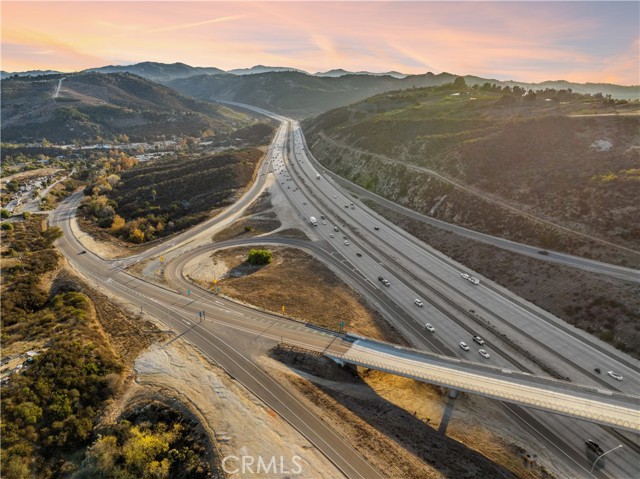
[473,335,485,345]
[303,202,307,205]
[374,226,380,231]
[459,342,469,351]
[424,323,435,333]
[344,240,350,246]
[414,299,424,307]
[345,204,349,208]
[378,276,384,281]
[585,440,604,456]
[356,252,362,257]
[479,349,490,359]
[322,221,326,225]
[320,215,326,219]
[330,234,334,238]
[538,250,549,255]
[382,279,391,287]
[334,195,337,198]
[334,227,339,232]
[461,272,480,285]
[607,371,623,381]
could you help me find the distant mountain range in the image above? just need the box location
[0,62,405,80]
[2,61,637,121]
[314,68,407,78]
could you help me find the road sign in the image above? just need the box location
[187,289,191,296]
[339,321,345,331]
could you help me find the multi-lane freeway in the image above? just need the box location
[50,104,640,478]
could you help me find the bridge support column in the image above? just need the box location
[448,389,459,399]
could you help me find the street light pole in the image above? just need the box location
[590,445,623,473]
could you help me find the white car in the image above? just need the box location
[382,279,390,287]
[414,299,424,307]
[607,371,623,381]
[459,342,469,351]
[461,272,480,285]
[479,349,490,359]
[424,323,435,333]
[472,335,485,345]
[344,240,350,246]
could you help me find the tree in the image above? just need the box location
[453,76,467,89]
[1,209,11,218]
[111,215,126,232]
[1,222,14,231]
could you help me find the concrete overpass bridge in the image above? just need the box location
[324,336,640,433]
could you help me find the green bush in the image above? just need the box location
[1,222,14,231]
[1,208,11,218]
[247,249,272,265]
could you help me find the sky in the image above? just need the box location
[2,1,639,85]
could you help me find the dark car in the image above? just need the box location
[538,250,549,255]
[374,226,380,231]
[356,252,362,257]
[378,276,384,281]
[585,440,604,456]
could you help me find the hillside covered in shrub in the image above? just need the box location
[303,82,640,259]
[81,148,264,243]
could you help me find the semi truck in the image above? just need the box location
[310,216,318,226]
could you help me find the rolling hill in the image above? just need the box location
[169,70,639,118]
[0,72,252,143]
[166,71,461,117]
[302,83,640,261]
[84,61,225,82]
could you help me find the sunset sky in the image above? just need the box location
[2,1,639,85]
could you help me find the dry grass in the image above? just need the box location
[207,246,407,344]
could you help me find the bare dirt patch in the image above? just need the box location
[199,246,407,343]
[368,202,640,358]
[131,340,343,479]
[266,347,558,479]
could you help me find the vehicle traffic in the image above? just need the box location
[479,349,490,359]
[461,273,480,285]
[424,323,435,333]
[607,371,623,381]
[459,342,469,351]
